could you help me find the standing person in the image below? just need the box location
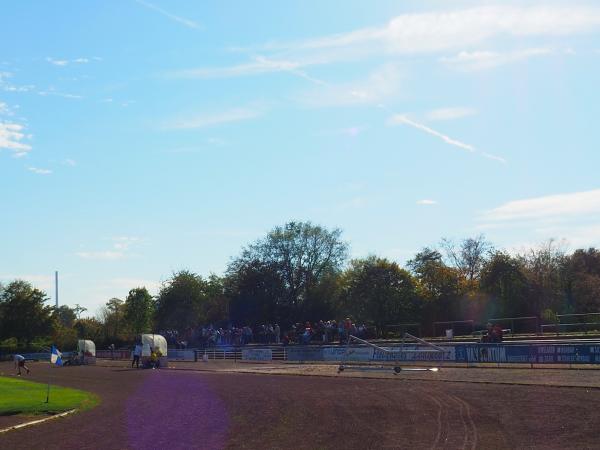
[150,348,160,369]
[109,343,115,360]
[274,324,281,344]
[14,354,30,376]
[132,342,142,368]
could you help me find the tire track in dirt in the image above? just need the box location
[445,394,469,450]
[448,394,478,450]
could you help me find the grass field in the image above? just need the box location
[0,376,98,416]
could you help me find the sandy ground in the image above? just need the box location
[1,360,600,449]
[122,359,600,389]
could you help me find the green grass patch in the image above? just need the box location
[0,376,99,416]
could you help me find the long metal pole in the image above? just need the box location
[55,271,58,308]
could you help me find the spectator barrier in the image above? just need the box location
[241,349,273,361]
[167,350,196,361]
[286,343,600,365]
[87,343,600,365]
[96,350,131,359]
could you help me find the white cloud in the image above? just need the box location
[3,84,35,93]
[388,113,507,164]
[46,57,94,66]
[478,192,600,251]
[0,274,55,292]
[28,167,52,175]
[109,277,161,293]
[0,122,32,155]
[166,107,262,129]
[0,72,34,93]
[38,91,83,100]
[206,137,227,146]
[0,101,12,115]
[134,0,201,29]
[417,199,437,205]
[111,236,140,251]
[76,236,141,261]
[388,114,474,152]
[76,251,125,260]
[481,189,600,222]
[262,6,600,62]
[173,56,305,79]
[481,152,507,164]
[46,57,69,66]
[440,48,552,71]
[426,107,476,121]
[63,158,77,166]
[336,196,368,211]
[297,64,401,107]
[161,5,600,87]
[318,126,368,138]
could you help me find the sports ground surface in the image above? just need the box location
[1,360,600,449]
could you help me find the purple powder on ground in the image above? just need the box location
[126,370,229,450]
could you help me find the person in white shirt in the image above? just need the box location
[132,343,142,368]
[14,354,30,376]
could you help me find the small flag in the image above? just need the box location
[50,346,63,366]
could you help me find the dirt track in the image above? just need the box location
[1,361,600,449]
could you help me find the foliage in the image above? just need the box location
[227,221,348,325]
[541,308,559,325]
[0,280,54,343]
[97,298,125,342]
[155,270,210,330]
[4,227,600,343]
[480,251,530,317]
[407,248,461,322]
[73,318,104,342]
[124,287,155,336]
[53,305,76,328]
[341,256,420,336]
[441,235,493,284]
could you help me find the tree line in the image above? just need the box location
[2,221,600,350]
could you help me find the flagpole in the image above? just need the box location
[45,374,50,403]
[46,350,51,403]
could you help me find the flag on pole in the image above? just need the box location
[50,346,63,366]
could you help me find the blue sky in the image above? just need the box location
[2,0,600,315]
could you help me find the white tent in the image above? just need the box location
[77,339,97,364]
[141,334,167,356]
[78,339,96,356]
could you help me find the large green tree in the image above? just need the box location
[518,240,567,314]
[124,287,155,336]
[564,248,600,313]
[407,248,462,324]
[155,270,210,330]
[0,280,54,343]
[227,221,348,323]
[53,305,77,328]
[341,256,421,336]
[98,298,125,341]
[480,251,530,318]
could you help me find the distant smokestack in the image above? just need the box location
[55,271,58,307]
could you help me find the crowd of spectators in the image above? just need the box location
[283,319,371,345]
[161,319,373,349]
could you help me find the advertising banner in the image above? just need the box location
[456,344,600,364]
[323,346,374,361]
[242,348,273,361]
[373,345,456,361]
[286,347,324,361]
